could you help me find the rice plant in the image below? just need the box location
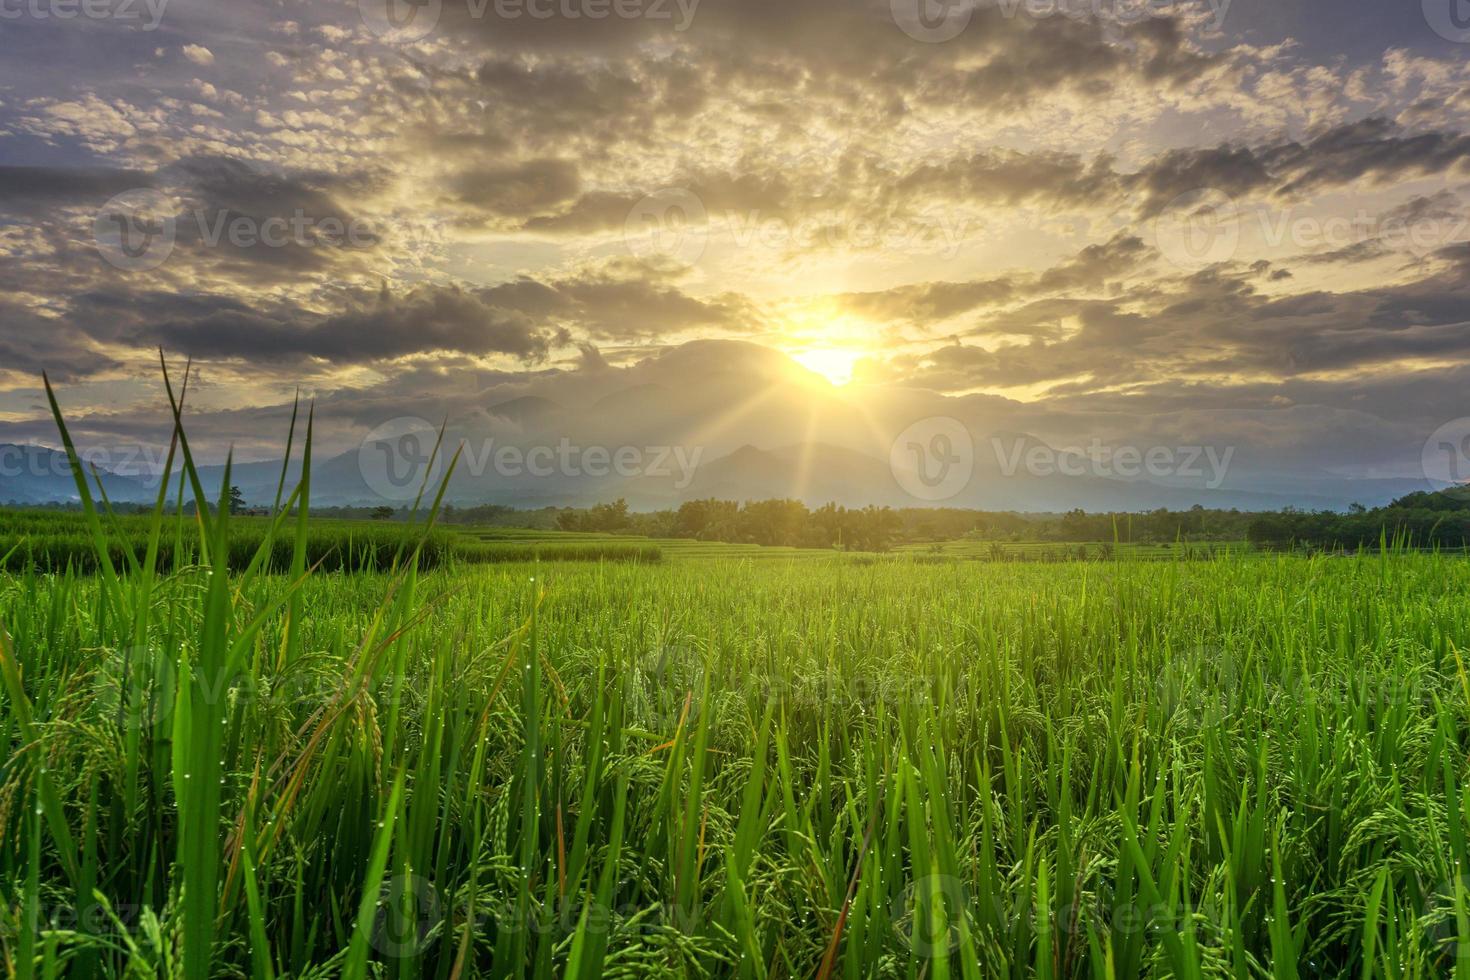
[1,370,1468,978]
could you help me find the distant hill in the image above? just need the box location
[2,340,1435,512]
[676,440,1420,512]
[2,432,1427,512]
[191,438,1432,511]
[485,396,564,431]
[0,444,157,505]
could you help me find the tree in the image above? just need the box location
[675,499,740,540]
[370,505,396,521]
[737,499,807,546]
[587,498,631,531]
[228,486,246,514]
[558,499,631,533]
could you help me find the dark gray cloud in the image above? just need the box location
[0,296,119,381]
[1263,118,1470,198]
[896,120,1470,220]
[0,166,154,210]
[487,119,1470,243]
[1296,239,1392,266]
[839,277,1017,323]
[835,233,1154,325]
[131,283,553,363]
[1034,232,1153,292]
[446,158,582,223]
[1132,119,1470,215]
[887,253,1470,397]
[888,148,1124,212]
[93,263,753,364]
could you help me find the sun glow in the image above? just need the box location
[791,348,864,386]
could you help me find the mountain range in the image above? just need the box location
[1,342,1435,512]
[0,436,1426,513]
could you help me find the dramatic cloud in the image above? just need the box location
[132,283,555,363]
[2,0,1470,495]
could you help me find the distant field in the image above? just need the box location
[4,512,1469,978]
[9,508,1460,581]
[4,442,1470,979]
[461,525,1256,563]
[0,508,456,573]
[891,538,1254,561]
[0,510,661,571]
[460,525,839,561]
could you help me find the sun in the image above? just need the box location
[791,348,864,386]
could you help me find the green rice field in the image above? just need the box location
[1,388,1469,979]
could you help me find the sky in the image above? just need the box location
[2,0,1470,502]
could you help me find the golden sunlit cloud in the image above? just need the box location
[2,0,1469,505]
[791,347,865,386]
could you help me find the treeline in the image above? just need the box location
[1246,491,1470,550]
[281,503,565,528]
[558,498,905,550]
[554,499,1264,551]
[19,492,1470,553]
[895,505,1256,544]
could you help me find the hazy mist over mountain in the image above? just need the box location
[4,342,1435,511]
